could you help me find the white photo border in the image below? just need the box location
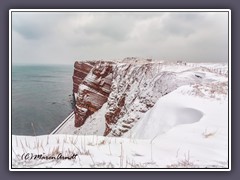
[9,9,231,171]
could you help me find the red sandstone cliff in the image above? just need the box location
[72,58,218,137]
[72,61,114,127]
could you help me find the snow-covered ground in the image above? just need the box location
[11,61,229,169]
[11,87,228,169]
[53,104,107,136]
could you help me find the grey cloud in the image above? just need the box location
[161,13,201,37]
[12,13,45,39]
[74,13,166,43]
[139,13,206,42]
[77,14,139,41]
[12,11,229,64]
[12,12,72,39]
[70,13,153,47]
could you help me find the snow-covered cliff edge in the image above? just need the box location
[71,58,228,138]
[11,58,229,169]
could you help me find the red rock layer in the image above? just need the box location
[73,61,114,127]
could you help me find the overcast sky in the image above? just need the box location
[12,11,229,64]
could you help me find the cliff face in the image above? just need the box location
[72,61,114,127]
[103,62,194,136]
[72,59,192,136]
[72,59,228,137]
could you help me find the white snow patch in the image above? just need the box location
[55,103,107,136]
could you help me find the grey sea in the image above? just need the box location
[12,65,74,136]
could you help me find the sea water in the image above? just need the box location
[12,65,74,135]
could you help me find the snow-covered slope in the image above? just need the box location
[11,60,229,169]
[125,85,228,140]
[12,86,228,168]
[103,61,227,137]
[55,60,228,138]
